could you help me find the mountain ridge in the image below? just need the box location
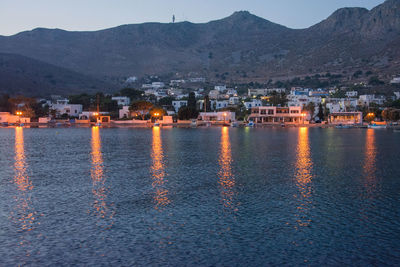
[0,0,399,96]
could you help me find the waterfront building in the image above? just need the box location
[172,100,187,112]
[198,111,235,122]
[112,96,131,106]
[328,112,363,125]
[0,112,31,124]
[248,106,304,124]
[51,102,83,118]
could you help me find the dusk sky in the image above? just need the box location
[0,0,385,36]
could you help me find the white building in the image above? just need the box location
[248,106,304,124]
[209,90,220,100]
[215,100,229,110]
[229,96,240,105]
[358,95,385,106]
[79,111,109,120]
[394,92,400,100]
[244,99,262,110]
[0,112,30,124]
[248,88,285,97]
[51,103,83,118]
[188,77,206,83]
[172,100,187,112]
[152,82,165,89]
[226,89,238,96]
[390,77,400,84]
[214,85,227,92]
[345,91,358,98]
[198,111,235,122]
[119,106,130,119]
[112,96,131,106]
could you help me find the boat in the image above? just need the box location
[231,121,238,127]
[153,122,160,127]
[335,124,352,129]
[247,121,255,127]
[368,122,387,129]
[190,120,197,128]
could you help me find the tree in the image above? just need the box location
[158,96,174,106]
[187,92,196,109]
[0,94,12,112]
[203,95,211,112]
[303,102,316,119]
[270,91,287,106]
[368,76,384,85]
[129,101,153,120]
[178,106,199,120]
[317,103,325,121]
[119,88,143,101]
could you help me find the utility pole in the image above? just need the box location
[172,15,175,23]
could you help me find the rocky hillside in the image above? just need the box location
[0,0,399,95]
[0,53,114,96]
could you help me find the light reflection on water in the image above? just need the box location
[12,127,37,231]
[294,127,313,228]
[218,127,238,212]
[10,127,39,260]
[151,127,170,210]
[364,129,377,193]
[90,126,114,229]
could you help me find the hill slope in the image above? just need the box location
[0,0,399,93]
[0,53,114,96]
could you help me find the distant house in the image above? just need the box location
[214,85,227,92]
[112,96,131,106]
[358,95,385,106]
[345,91,358,98]
[172,100,187,112]
[394,92,400,100]
[209,90,220,100]
[51,100,83,118]
[229,96,240,105]
[244,99,262,110]
[248,88,285,97]
[215,100,229,110]
[390,77,400,84]
[119,106,130,119]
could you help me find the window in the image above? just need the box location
[290,110,299,114]
[268,110,274,115]
[261,110,266,115]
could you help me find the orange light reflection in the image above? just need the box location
[12,127,37,233]
[151,127,170,210]
[363,129,377,192]
[218,127,238,212]
[90,126,114,228]
[294,127,313,228]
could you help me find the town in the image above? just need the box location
[1,75,400,128]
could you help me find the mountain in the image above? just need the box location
[0,0,399,96]
[0,53,114,96]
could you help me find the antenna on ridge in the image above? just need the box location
[172,15,175,23]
